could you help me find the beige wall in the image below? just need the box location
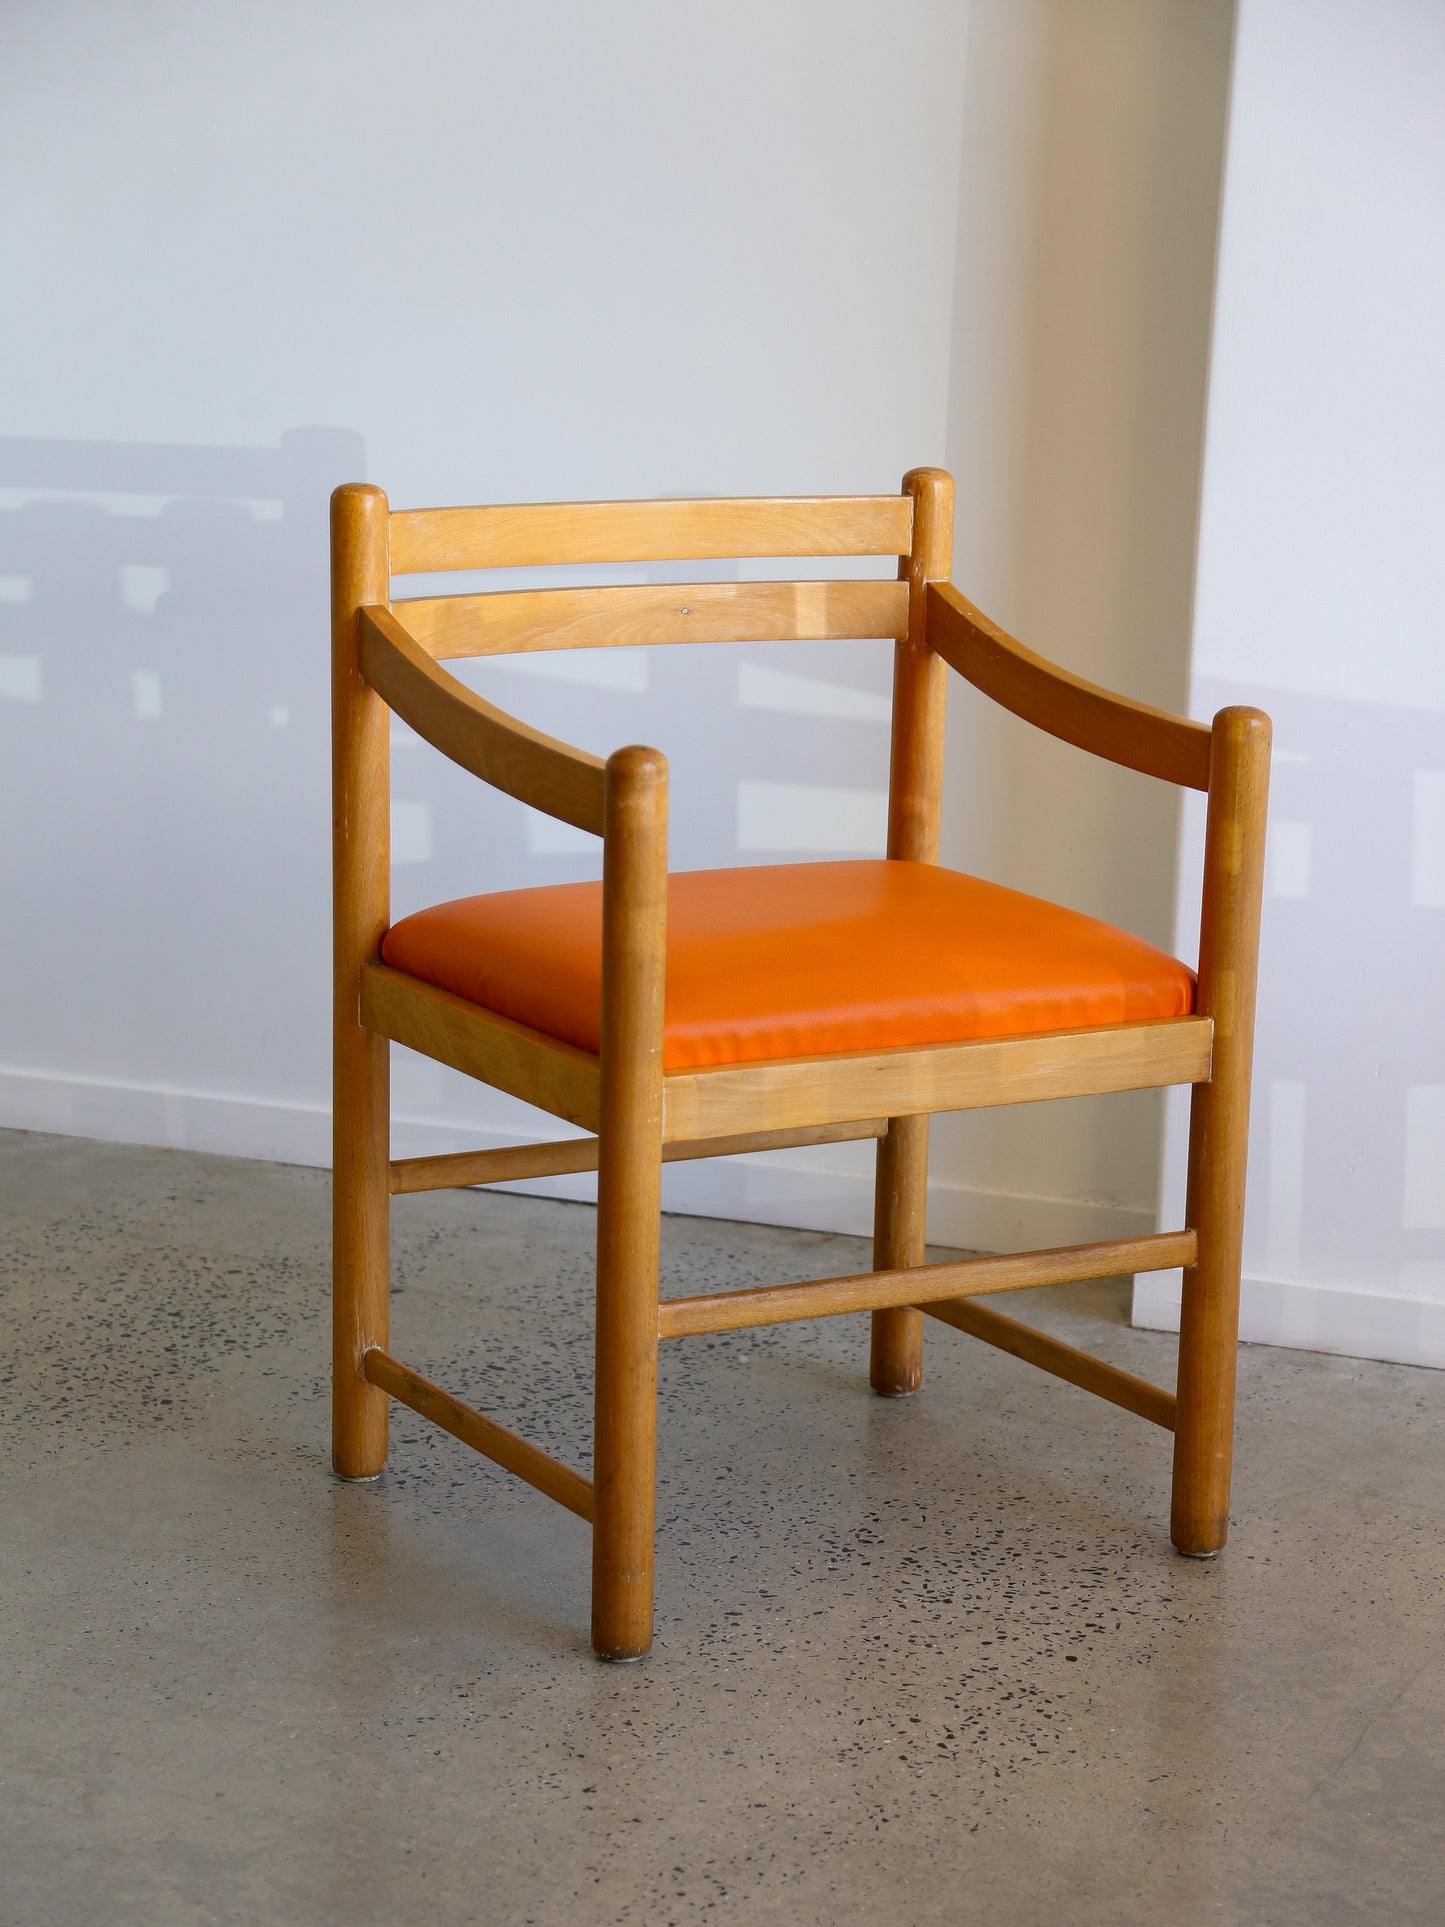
[933,0,1234,1245]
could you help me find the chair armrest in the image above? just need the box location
[926,581,1212,791]
[358,604,606,834]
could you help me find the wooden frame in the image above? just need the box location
[332,471,1271,1660]
[396,578,910,661]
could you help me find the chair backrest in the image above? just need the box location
[336,468,957,866]
[387,487,925,670]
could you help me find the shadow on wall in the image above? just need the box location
[1143,677,1445,1364]
[0,428,363,1105]
[0,431,907,1154]
[449,566,899,892]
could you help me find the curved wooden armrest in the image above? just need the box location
[358,604,606,834]
[926,580,1212,792]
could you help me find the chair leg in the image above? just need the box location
[590,1099,663,1661]
[870,1114,929,1396]
[1171,1068,1248,1555]
[331,481,392,1482]
[1171,1055,1248,1549]
[332,1024,391,1479]
[590,742,667,1661]
[1172,704,1270,1556]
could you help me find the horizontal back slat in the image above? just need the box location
[358,605,606,833]
[926,582,1213,792]
[392,578,910,659]
[389,494,914,574]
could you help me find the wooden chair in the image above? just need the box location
[331,470,1270,1661]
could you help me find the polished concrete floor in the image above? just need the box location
[2,1128,1442,1925]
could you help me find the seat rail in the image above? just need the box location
[361,963,602,1133]
[662,1016,1214,1141]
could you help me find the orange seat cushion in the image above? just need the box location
[381,860,1194,1072]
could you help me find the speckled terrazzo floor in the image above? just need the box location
[2,1129,1443,1926]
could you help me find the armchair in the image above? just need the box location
[331,470,1269,1660]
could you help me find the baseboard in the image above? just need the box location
[641,1142,1148,1252]
[0,1062,1150,1253]
[12,1064,1438,1371]
[0,1062,336,1166]
[1132,1271,1445,1372]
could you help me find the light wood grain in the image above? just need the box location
[886,468,954,866]
[362,1348,594,1521]
[361,962,601,1133]
[871,1116,930,1394]
[927,580,1213,791]
[662,1017,1214,1143]
[390,494,914,574]
[359,604,605,834]
[394,578,909,660]
[658,1230,1197,1340]
[591,745,669,1662]
[871,467,955,1396]
[325,476,1274,1650]
[1172,705,1272,1554]
[389,1118,888,1196]
[331,484,392,1481]
[923,1298,1177,1430]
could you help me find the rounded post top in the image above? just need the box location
[1213,704,1273,749]
[330,482,389,531]
[606,743,669,789]
[900,468,955,578]
[330,484,390,597]
[900,466,953,496]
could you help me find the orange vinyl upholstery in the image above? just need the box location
[381,859,1195,1071]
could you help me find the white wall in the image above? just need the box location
[1135,0,1445,1367]
[0,0,964,1170]
[1,1,1234,1253]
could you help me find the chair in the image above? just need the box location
[331,469,1270,1661]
